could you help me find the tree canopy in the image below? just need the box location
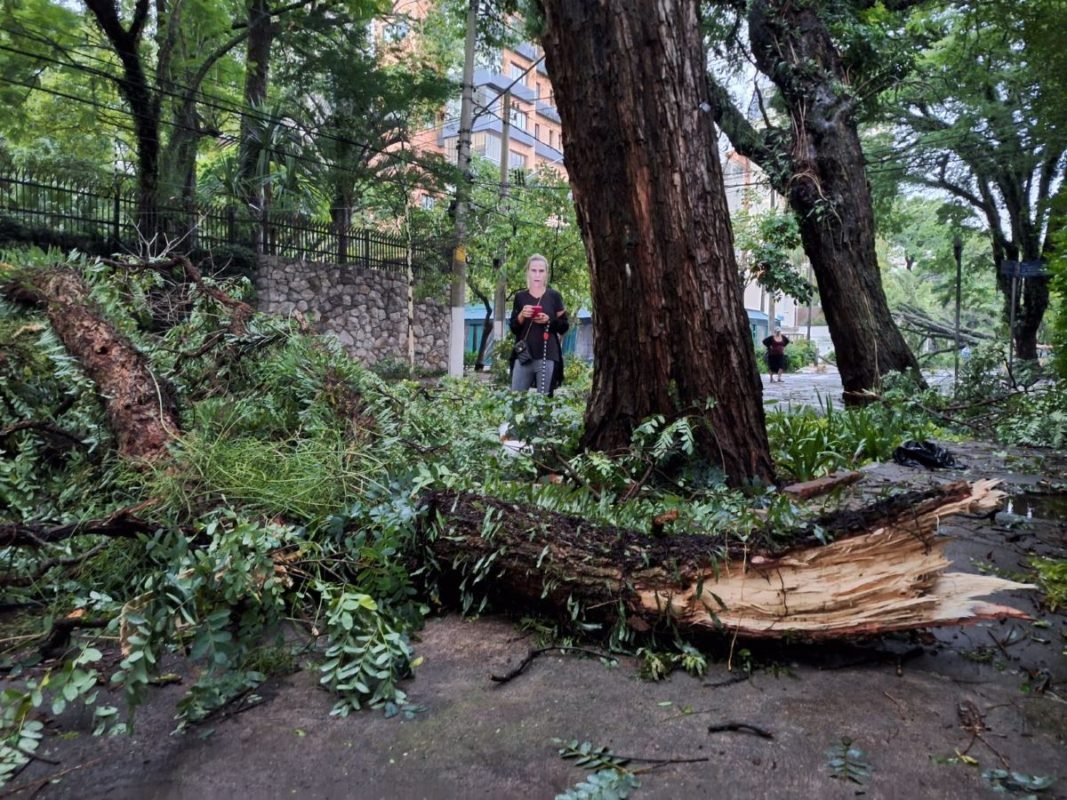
[872,0,1066,359]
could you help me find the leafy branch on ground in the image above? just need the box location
[2,248,1065,772]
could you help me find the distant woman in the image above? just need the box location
[762,327,790,383]
[509,254,569,395]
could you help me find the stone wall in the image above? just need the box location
[255,256,449,371]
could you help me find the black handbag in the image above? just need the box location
[513,319,534,364]
[513,339,533,365]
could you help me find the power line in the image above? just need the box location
[0,73,463,203]
[3,22,1058,217]
[1,18,573,181]
[0,32,442,178]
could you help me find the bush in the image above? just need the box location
[766,397,937,480]
[0,213,113,255]
[189,244,259,282]
[1032,557,1067,613]
[364,351,444,382]
[786,338,818,371]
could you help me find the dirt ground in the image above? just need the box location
[5,441,1067,800]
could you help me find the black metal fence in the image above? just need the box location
[0,170,446,273]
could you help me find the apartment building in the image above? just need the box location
[722,148,825,342]
[423,41,566,179]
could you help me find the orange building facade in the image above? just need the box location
[405,38,567,186]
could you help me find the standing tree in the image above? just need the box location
[81,0,250,236]
[538,0,774,486]
[875,1,1067,360]
[272,19,452,261]
[705,0,923,398]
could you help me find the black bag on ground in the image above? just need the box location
[892,440,963,469]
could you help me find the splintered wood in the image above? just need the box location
[423,480,1034,640]
[637,480,1034,637]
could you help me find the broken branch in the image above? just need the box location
[706,722,774,739]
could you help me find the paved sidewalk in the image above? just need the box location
[761,368,956,410]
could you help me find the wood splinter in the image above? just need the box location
[424,480,1035,639]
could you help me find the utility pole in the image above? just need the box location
[448,0,478,377]
[805,261,813,344]
[493,90,512,343]
[953,234,963,389]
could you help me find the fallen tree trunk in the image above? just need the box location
[10,268,179,460]
[896,304,994,346]
[421,480,1031,639]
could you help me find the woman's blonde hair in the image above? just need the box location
[525,253,550,273]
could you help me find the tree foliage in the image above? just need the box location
[873,0,1067,358]
[733,208,813,305]
[0,0,119,179]
[459,159,588,308]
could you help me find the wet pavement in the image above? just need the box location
[760,367,957,410]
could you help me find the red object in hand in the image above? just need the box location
[531,305,543,316]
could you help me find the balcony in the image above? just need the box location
[472,68,536,103]
[438,118,565,168]
[535,100,560,123]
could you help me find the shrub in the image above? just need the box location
[189,244,259,282]
[766,396,936,480]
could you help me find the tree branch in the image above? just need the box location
[1,506,157,548]
[706,74,789,194]
[2,542,108,588]
[39,615,110,660]
[0,420,87,448]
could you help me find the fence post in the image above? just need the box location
[112,180,122,247]
[227,205,236,245]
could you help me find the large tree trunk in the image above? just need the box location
[995,253,1050,363]
[987,220,1050,362]
[159,95,201,242]
[237,0,274,237]
[85,0,163,239]
[745,0,922,399]
[540,0,774,486]
[16,269,179,460]
[422,481,1031,638]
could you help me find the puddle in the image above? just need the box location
[1004,492,1067,523]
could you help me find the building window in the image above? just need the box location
[471,132,501,163]
[534,123,541,140]
[509,108,528,131]
[509,150,527,170]
[382,20,409,43]
[508,61,528,84]
[420,195,436,210]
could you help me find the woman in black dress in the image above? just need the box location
[509,254,569,395]
[762,327,790,383]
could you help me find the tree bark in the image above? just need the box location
[237,0,274,233]
[729,1,922,398]
[996,261,1049,362]
[421,480,1031,638]
[85,0,162,236]
[16,269,179,460]
[539,0,774,486]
